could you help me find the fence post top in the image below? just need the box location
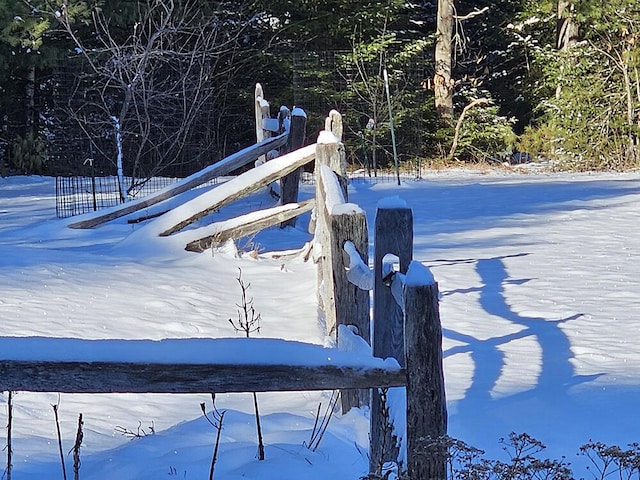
[376,195,409,210]
[405,261,435,287]
[317,130,340,145]
[324,110,343,140]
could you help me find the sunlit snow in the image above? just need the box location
[2,170,640,478]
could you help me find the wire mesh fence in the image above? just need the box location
[55,175,179,219]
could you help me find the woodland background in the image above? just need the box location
[0,0,638,181]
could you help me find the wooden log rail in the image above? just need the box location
[67,133,288,230]
[0,337,404,394]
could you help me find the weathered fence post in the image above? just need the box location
[314,111,371,412]
[315,131,340,324]
[314,111,346,321]
[329,207,370,413]
[254,83,271,166]
[280,108,308,228]
[404,261,447,480]
[324,109,348,198]
[370,203,413,475]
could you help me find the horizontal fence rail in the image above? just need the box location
[0,336,405,394]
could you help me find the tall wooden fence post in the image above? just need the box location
[314,111,346,328]
[404,261,447,480]
[314,110,371,412]
[324,109,348,198]
[254,83,271,166]
[280,108,307,228]
[370,204,413,475]
[315,139,337,329]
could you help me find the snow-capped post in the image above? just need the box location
[314,110,349,330]
[370,200,413,474]
[324,109,347,197]
[315,130,343,332]
[373,200,413,363]
[254,83,271,166]
[280,107,307,228]
[314,111,371,412]
[321,169,369,412]
[330,202,370,414]
[314,111,345,317]
[403,261,447,480]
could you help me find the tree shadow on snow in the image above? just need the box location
[440,254,605,456]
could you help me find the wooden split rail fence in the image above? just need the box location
[314,112,447,479]
[1,90,447,479]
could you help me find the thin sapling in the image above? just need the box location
[228,268,265,460]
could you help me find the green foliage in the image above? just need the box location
[512,0,640,169]
[449,95,517,163]
[8,132,45,174]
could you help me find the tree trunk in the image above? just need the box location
[555,1,579,100]
[25,65,36,134]
[556,1,578,51]
[435,0,455,124]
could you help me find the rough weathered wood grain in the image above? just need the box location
[313,139,339,316]
[0,361,405,394]
[67,134,288,229]
[405,270,447,480]
[280,110,307,228]
[329,210,370,413]
[159,144,316,236]
[373,206,413,364]
[370,206,413,474]
[184,199,315,252]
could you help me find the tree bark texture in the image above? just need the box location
[435,0,455,124]
[557,1,579,51]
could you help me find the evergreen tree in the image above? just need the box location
[516,0,640,168]
[0,0,96,173]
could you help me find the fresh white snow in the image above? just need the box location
[2,170,640,478]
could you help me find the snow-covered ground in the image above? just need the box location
[1,170,640,479]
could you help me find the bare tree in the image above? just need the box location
[52,0,257,199]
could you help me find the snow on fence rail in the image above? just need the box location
[67,133,288,230]
[0,337,404,394]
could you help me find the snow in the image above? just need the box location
[0,336,396,369]
[316,130,338,145]
[377,195,407,209]
[405,260,435,287]
[2,170,640,478]
[126,143,315,240]
[291,107,307,118]
[343,241,373,291]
